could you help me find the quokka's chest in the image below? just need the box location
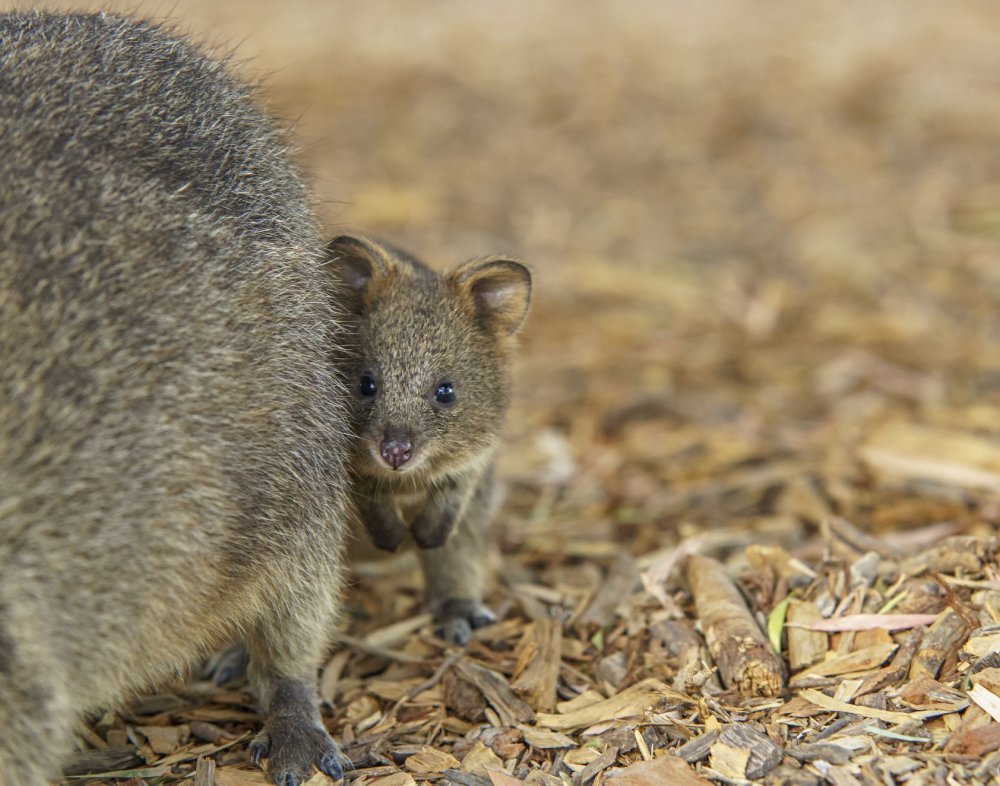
[386,487,431,524]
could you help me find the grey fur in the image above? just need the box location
[327,235,531,644]
[0,12,350,784]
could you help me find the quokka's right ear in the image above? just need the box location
[325,234,397,304]
[449,256,532,337]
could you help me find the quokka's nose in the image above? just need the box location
[380,432,413,469]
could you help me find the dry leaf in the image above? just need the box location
[799,689,940,724]
[804,614,938,633]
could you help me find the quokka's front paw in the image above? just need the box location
[434,598,498,646]
[410,513,455,549]
[251,717,350,786]
[364,519,406,552]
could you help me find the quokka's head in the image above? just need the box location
[327,234,531,481]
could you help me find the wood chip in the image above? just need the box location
[786,743,855,765]
[909,610,969,680]
[512,619,563,711]
[487,770,527,786]
[520,727,577,749]
[135,724,189,755]
[787,600,828,671]
[674,730,719,764]
[453,660,534,726]
[214,771,268,786]
[823,517,899,560]
[970,685,1000,724]
[405,746,461,774]
[461,741,506,777]
[606,755,713,786]
[716,724,783,779]
[536,679,688,731]
[578,554,639,627]
[192,756,216,786]
[684,554,785,697]
[61,747,144,777]
[964,629,1000,660]
[571,747,618,785]
[863,422,1000,493]
[708,742,750,780]
[791,642,897,684]
[368,774,418,786]
[944,722,1000,757]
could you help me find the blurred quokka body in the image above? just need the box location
[327,236,531,644]
[0,12,352,785]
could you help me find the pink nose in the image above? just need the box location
[380,435,412,469]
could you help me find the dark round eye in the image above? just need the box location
[359,374,378,397]
[434,381,456,405]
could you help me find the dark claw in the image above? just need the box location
[318,751,346,780]
[250,740,269,767]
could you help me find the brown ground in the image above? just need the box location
[10,1,1000,784]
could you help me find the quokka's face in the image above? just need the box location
[350,283,511,481]
[326,234,531,484]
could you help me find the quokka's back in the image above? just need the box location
[1,12,352,783]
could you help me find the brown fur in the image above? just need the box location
[327,235,531,643]
[0,12,351,784]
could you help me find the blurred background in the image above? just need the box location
[11,0,1000,560]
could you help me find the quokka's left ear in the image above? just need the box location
[325,233,399,309]
[448,256,532,336]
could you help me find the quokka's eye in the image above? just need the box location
[434,381,456,405]
[359,374,378,397]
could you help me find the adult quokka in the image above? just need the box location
[0,12,351,785]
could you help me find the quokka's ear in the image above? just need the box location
[325,234,398,303]
[449,256,532,336]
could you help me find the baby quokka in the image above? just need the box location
[328,235,531,644]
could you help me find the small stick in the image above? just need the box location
[684,554,785,697]
[389,650,464,716]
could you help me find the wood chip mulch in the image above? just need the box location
[66,423,1000,786]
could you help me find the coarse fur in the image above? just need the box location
[0,12,351,785]
[327,235,531,644]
